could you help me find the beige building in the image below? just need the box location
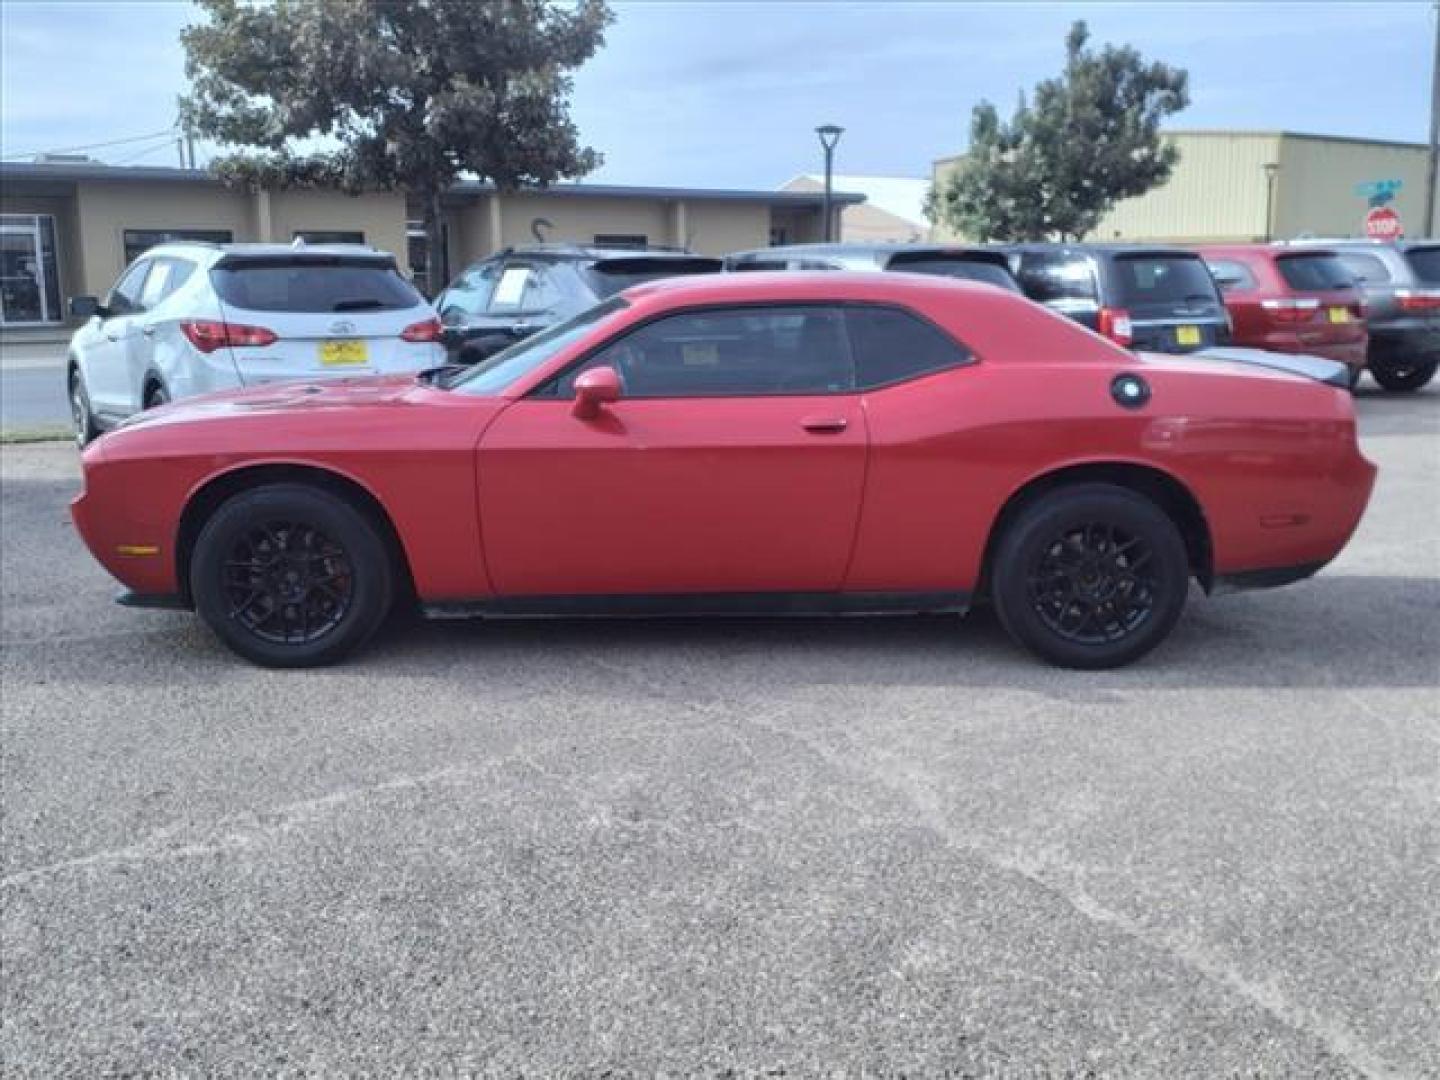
[930,130,1433,243]
[782,174,928,243]
[0,160,863,338]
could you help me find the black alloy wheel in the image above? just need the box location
[992,484,1190,669]
[1369,353,1438,393]
[192,484,394,667]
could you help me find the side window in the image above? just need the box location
[1205,259,1256,292]
[558,305,853,398]
[440,260,500,323]
[846,306,973,389]
[1337,253,1391,285]
[1014,254,1097,305]
[106,259,151,316]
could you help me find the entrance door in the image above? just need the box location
[0,214,61,326]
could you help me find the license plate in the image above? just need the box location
[1328,307,1350,324]
[319,339,368,366]
[1176,325,1201,346]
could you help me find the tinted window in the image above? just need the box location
[440,261,500,322]
[847,306,972,388]
[293,230,365,244]
[519,263,580,316]
[1404,246,1440,284]
[1014,253,1098,303]
[1111,255,1218,306]
[1276,254,1355,291]
[729,259,790,272]
[1203,258,1256,291]
[564,305,852,398]
[212,258,422,313]
[888,256,1017,291]
[450,298,629,396]
[1338,253,1391,285]
[585,257,724,298]
[106,259,151,315]
[593,234,648,249]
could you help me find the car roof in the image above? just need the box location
[497,243,708,263]
[140,241,393,264]
[729,242,1001,261]
[620,269,1005,305]
[1002,242,1203,259]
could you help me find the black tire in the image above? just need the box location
[1368,354,1437,393]
[990,484,1190,670]
[69,367,99,448]
[144,382,170,408]
[191,484,394,667]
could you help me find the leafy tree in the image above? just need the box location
[180,0,612,288]
[927,21,1189,242]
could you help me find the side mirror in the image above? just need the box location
[572,365,622,420]
[70,295,102,319]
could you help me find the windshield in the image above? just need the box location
[1405,246,1440,285]
[582,258,722,299]
[446,297,629,394]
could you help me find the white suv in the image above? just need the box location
[66,242,445,445]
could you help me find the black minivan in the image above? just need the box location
[1003,244,1230,353]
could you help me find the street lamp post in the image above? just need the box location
[815,124,844,243]
[1263,162,1280,241]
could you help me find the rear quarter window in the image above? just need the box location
[1014,254,1098,303]
[212,259,422,313]
[846,305,973,389]
[1275,254,1356,291]
[1202,258,1257,291]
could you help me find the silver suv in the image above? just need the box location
[66,242,444,445]
[1283,239,1440,392]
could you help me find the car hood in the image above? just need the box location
[117,374,432,430]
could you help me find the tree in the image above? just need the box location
[180,0,612,289]
[927,21,1189,242]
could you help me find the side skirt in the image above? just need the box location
[422,590,971,621]
[1210,561,1326,596]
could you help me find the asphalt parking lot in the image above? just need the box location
[2,386,1437,1077]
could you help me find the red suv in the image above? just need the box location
[1197,246,1367,383]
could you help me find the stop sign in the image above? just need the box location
[1365,206,1403,240]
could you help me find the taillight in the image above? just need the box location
[1097,307,1133,347]
[1396,289,1440,312]
[179,319,277,353]
[1260,297,1320,324]
[400,316,443,343]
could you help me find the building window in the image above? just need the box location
[406,219,449,298]
[593,234,648,250]
[293,230,365,245]
[0,213,63,325]
[122,229,233,265]
[769,226,789,246]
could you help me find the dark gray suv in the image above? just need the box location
[1284,239,1439,392]
[725,243,1020,291]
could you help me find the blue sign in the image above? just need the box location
[1355,179,1403,207]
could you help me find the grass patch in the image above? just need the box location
[1,426,72,445]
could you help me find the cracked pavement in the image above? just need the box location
[2,385,1438,1076]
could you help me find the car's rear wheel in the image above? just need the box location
[191,484,393,667]
[1369,353,1437,393]
[70,367,99,448]
[991,484,1189,669]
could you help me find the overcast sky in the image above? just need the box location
[1,1,1432,187]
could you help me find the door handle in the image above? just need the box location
[141,326,156,337]
[801,416,848,434]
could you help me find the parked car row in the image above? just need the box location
[65,235,1437,448]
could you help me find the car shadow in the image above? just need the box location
[357,573,1440,692]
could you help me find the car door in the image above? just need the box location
[477,303,868,598]
[85,259,152,419]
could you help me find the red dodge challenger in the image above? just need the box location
[71,273,1376,670]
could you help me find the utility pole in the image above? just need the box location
[1427,1,1439,236]
[176,136,185,168]
[815,124,844,243]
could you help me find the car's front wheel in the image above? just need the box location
[69,367,98,448]
[191,484,394,667]
[990,484,1190,669]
